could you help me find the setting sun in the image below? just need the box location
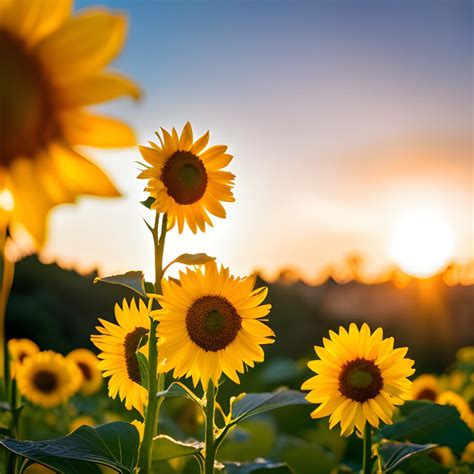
[389,207,455,278]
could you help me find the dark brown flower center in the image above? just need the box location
[186,296,241,352]
[339,358,383,402]
[161,151,208,204]
[0,30,58,166]
[33,370,58,394]
[77,362,92,380]
[416,388,437,401]
[18,352,28,363]
[124,327,148,384]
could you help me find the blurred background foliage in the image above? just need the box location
[7,255,473,373]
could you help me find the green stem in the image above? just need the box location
[0,230,14,400]
[204,380,216,474]
[138,213,168,474]
[362,423,372,474]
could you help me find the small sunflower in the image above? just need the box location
[154,261,274,387]
[411,374,439,401]
[8,338,39,377]
[462,441,474,463]
[437,391,473,429]
[16,351,82,408]
[91,298,150,415]
[23,464,55,474]
[138,122,235,233]
[0,0,140,245]
[70,415,95,432]
[66,348,102,395]
[430,447,456,467]
[302,323,415,436]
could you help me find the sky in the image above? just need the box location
[43,0,473,282]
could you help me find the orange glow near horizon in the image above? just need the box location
[389,206,455,279]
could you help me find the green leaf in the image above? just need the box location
[94,271,147,297]
[137,352,149,390]
[152,435,203,461]
[377,441,437,472]
[157,382,204,409]
[278,435,339,473]
[218,419,275,463]
[172,253,215,266]
[230,390,308,424]
[141,196,155,209]
[393,453,451,474]
[144,281,155,293]
[223,460,293,473]
[1,421,139,473]
[380,401,473,454]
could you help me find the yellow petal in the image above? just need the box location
[0,0,72,44]
[56,72,141,107]
[179,122,193,150]
[59,111,135,147]
[49,143,120,197]
[36,8,127,85]
[9,157,54,246]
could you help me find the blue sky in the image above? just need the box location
[47,0,472,280]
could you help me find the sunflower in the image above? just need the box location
[301,323,415,436]
[462,441,474,463]
[8,338,39,377]
[23,464,55,474]
[138,122,235,233]
[457,346,474,362]
[66,348,102,395]
[430,447,456,467]
[16,351,82,408]
[437,391,473,429]
[70,415,95,432]
[153,261,274,387]
[91,298,150,415]
[0,0,140,245]
[411,374,439,401]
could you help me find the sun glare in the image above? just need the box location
[389,207,455,278]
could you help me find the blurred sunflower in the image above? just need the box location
[16,351,82,408]
[462,441,474,463]
[8,338,39,377]
[0,0,140,245]
[411,374,439,401]
[457,346,474,362]
[430,446,456,467]
[302,323,415,436]
[153,261,274,387]
[66,348,102,395]
[437,391,473,429]
[23,464,55,474]
[91,299,150,415]
[138,122,235,233]
[70,415,96,432]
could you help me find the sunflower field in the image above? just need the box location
[0,1,473,473]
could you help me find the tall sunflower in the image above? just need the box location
[302,323,415,436]
[66,348,102,395]
[153,262,274,387]
[411,374,439,401]
[91,298,150,415]
[16,351,82,408]
[0,0,140,245]
[138,123,235,233]
[8,338,39,377]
